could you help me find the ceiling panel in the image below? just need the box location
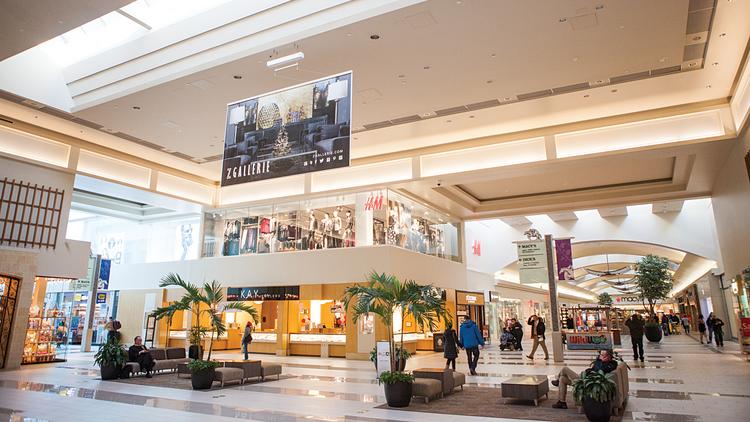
[0,0,130,61]
[457,156,675,201]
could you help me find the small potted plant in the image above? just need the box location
[572,370,617,422]
[378,371,415,408]
[93,337,127,380]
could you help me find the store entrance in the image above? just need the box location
[0,275,20,369]
[456,291,488,340]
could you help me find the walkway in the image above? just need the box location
[0,335,748,422]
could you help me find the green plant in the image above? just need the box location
[370,347,377,362]
[93,337,127,368]
[634,255,674,317]
[152,273,259,360]
[378,371,415,385]
[597,292,613,306]
[188,326,208,346]
[187,359,220,372]
[572,370,617,404]
[394,347,412,361]
[343,271,449,372]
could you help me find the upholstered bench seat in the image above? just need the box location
[260,362,282,381]
[214,367,244,387]
[412,378,442,403]
[452,371,466,391]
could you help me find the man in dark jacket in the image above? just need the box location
[459,315,485,375]
[552,349,618,409]
[510,318,524,351]
[625,314,645,362]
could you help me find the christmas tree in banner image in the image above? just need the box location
[273,126,291,157]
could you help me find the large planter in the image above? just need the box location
[582,397,611,422]
[191,367,216,390]
[644,323,662,343]
[100,364,122,380]
[383,381,413,407]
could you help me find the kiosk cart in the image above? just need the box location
[562,304,615,350]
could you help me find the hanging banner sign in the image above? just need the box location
[554,238,573,281]
[516,240,548,284]
[98,258,111,290]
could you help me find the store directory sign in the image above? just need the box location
[516,239,548,284]
[221,71,352,186]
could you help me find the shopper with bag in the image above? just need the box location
[242,321,253,360]
[526,315,549,360]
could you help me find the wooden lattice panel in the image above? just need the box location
[0,178,64,249]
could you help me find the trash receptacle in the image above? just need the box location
[433,333,445,352]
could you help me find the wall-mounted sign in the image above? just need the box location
[363,193,384,211]
[95,292,108,304]
[516,239,548,284]
[221,71,353,186]
[227,286,300,301]
[471,240,481,256]
[457,291,485,305]
[98,258,111,290]
[554,238,573,281]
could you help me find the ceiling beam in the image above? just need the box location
[500,216,532,227]
[547,211,578,222]
[652,200,684,214]
[597,206,628,218]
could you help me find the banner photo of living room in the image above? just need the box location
[221,71,352,186]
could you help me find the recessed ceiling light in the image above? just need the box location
[456,0,462,4]
[712,62,719,66]
[692,35,702,41]
[370,34,380,40]
[595,4,604,10]
[421,113,432,117]
[233,75,242,79]
[491,53,497,58]
[611,89,618,93]
[688,62,697,67]
[132,106,141,110]
[658,57,667,63]
[346,33,352,37]
[583,94,590,98]
[706,84,712,88]
[559,18,567,23]
[397,74,405,78]
[486,80,493,84]
[502,96,512,101]
[469,115,475,118]
[423,65,430,70]
[446,120,452,123]
[719,32,727,37]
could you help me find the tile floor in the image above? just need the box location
[1,334,748,422]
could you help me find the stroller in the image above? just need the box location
[499,330,517,351]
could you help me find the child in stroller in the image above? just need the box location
[499,328,517,351]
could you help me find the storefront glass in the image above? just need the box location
[203,189,461,262]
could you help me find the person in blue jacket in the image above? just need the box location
[459,314,485,375]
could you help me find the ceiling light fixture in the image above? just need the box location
[266,52,305,69]
[712,62,719,66]
[233,75,242,79]
[132,106,141,110]
[370,34,380,40]
[719,32,727,37]
[486,80,493,84]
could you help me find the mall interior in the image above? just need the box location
[1,1,750,421]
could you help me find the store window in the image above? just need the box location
[0,275,19,369]
[203,189,461,262]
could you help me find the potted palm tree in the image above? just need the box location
[343,271,448,407]
[634,255,673,342]
[573,369,617,422]
[94,337,127,380]
[152,273,258,390]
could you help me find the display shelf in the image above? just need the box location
[22,315,68,364]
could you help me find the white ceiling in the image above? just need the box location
[0,0,131,61]
[67,0,746,166]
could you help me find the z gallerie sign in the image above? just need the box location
[227,286,300,301]
[221,71,353,186]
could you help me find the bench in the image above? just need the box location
[260,362,282,380]
[452,371,466,391]
[412,378,442,403]
[214,367,245,387]
[413,368,454,396]
[501,375,549,406]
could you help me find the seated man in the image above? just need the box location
[551,349,618,409]
[128,336,155,378]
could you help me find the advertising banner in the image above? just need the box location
[96,292,108,304]
[555,238,573,281]
[221,71,352,186]
[516,240,548,284]
[376,341,391,377]
[741,317,750,353]
[98,258,111,290]
[566,332,613,350]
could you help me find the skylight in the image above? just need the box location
[38,0,231,67]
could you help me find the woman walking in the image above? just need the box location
[706,312,715,343]
[697,314,707,344]
[713,316,725,347]
[242,321,253,360]
[443,322,461,370]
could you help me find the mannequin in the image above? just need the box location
[343,210,354,247]
[321,213,333,248]
[307,211,318,250]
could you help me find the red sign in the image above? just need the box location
[363,193,383,211]
[472,240,481,256]
[741,317,750,354]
